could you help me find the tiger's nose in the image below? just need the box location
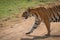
[25,16,28,19]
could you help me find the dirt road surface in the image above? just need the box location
[0,17,60,40]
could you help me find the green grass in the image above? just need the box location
[0,0,59,19]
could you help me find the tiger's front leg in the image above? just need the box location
[26,18,41,34]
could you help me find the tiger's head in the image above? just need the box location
[22,8,34,19]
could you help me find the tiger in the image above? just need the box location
[22,5,60,36]
[46,5,60,22]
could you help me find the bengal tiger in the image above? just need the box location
[46,5,60,22]
[22,5,60,36]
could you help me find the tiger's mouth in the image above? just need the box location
[24,16,28,19]
[22,14,29,19]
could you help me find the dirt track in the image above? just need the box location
[0,17,60,40]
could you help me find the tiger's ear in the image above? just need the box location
[27,7,31,12]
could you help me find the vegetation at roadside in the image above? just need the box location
[0,0,59,19]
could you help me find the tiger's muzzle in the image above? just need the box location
[22,11,29,19]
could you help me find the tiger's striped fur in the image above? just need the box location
[22,5,60,36]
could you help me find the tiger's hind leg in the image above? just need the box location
[26,18,41,34]
[43,17,50,36]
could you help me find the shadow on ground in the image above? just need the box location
[21,35,60,40]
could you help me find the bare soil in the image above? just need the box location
[0,16,60,40]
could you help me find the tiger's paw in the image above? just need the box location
[26,32,31,34]
[45,34,50,37]
[26,31,33,35]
